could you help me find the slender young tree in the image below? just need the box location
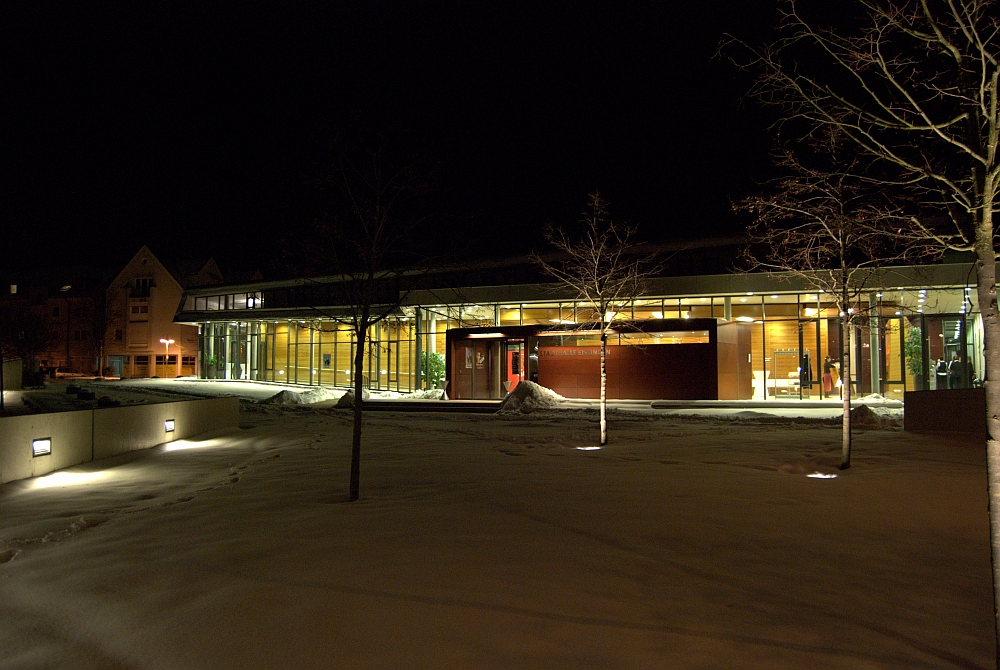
[534,193,656,445]
[300,127,432,502]
[739,151,919,468]
[727,0,1000,652]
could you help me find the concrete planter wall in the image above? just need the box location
[0,397,239,484]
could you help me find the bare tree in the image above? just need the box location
[727,0,1000,652]
[303,128,432,502]
[534,193,656,446]
[90,290,124,377]
[0,301,57,380]
[739,151,920,468]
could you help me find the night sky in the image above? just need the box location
[2,1,778,276]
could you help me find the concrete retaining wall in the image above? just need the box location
[0,410,94,483]
[904,388,986,437]
[0,397,239,484]
[2,358,22,390]
[93,397,240,460]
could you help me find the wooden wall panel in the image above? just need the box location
[538,344,719,400]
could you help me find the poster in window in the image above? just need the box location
[476,351,485,369]
[322,354,331,369]
[465,348,473,369]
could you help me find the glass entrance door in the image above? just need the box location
[504,340,526,395]
[925,316,975,389]
[879,317,905,400]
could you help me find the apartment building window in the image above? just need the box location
[133,278,153,297]
[115,329,123,341]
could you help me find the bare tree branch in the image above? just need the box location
[533,193,660,445]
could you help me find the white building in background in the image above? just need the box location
[104,246,224,379]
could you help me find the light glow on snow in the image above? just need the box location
[807,472,838,479]
[164,438,224,452]
[33,471,109,489]
[576,446,601,451]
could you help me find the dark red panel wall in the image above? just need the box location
[538,344,719,400]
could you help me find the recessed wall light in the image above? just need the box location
[164,420,175,433]
[32,438,51,457]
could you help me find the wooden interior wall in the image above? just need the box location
[717,322,752,400]
[273,326,289,380]
[759,320,800,380]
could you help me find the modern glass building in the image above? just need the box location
[173,260,982,402]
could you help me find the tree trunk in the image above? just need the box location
[349,313,369,502]
[840,320,852,470]
[973,201,1000,661]
[600,332,607,446]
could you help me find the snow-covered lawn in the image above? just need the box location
[0,405,991,669]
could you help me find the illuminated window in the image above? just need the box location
[619,331,710,345]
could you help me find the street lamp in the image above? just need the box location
[159,338,174,355]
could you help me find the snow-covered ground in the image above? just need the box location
[8,377,904,425]
[0,398,991,668]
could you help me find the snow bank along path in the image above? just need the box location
[0,406,991,669]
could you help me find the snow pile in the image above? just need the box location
[855,393,904,408]
[335,388,371,408]
[259,387,342,405]
[408,389,447,400]
[498,381,565,414]
[729,410,776,420]
[850,403,902,429]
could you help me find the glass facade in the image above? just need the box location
[181,278,984,400]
